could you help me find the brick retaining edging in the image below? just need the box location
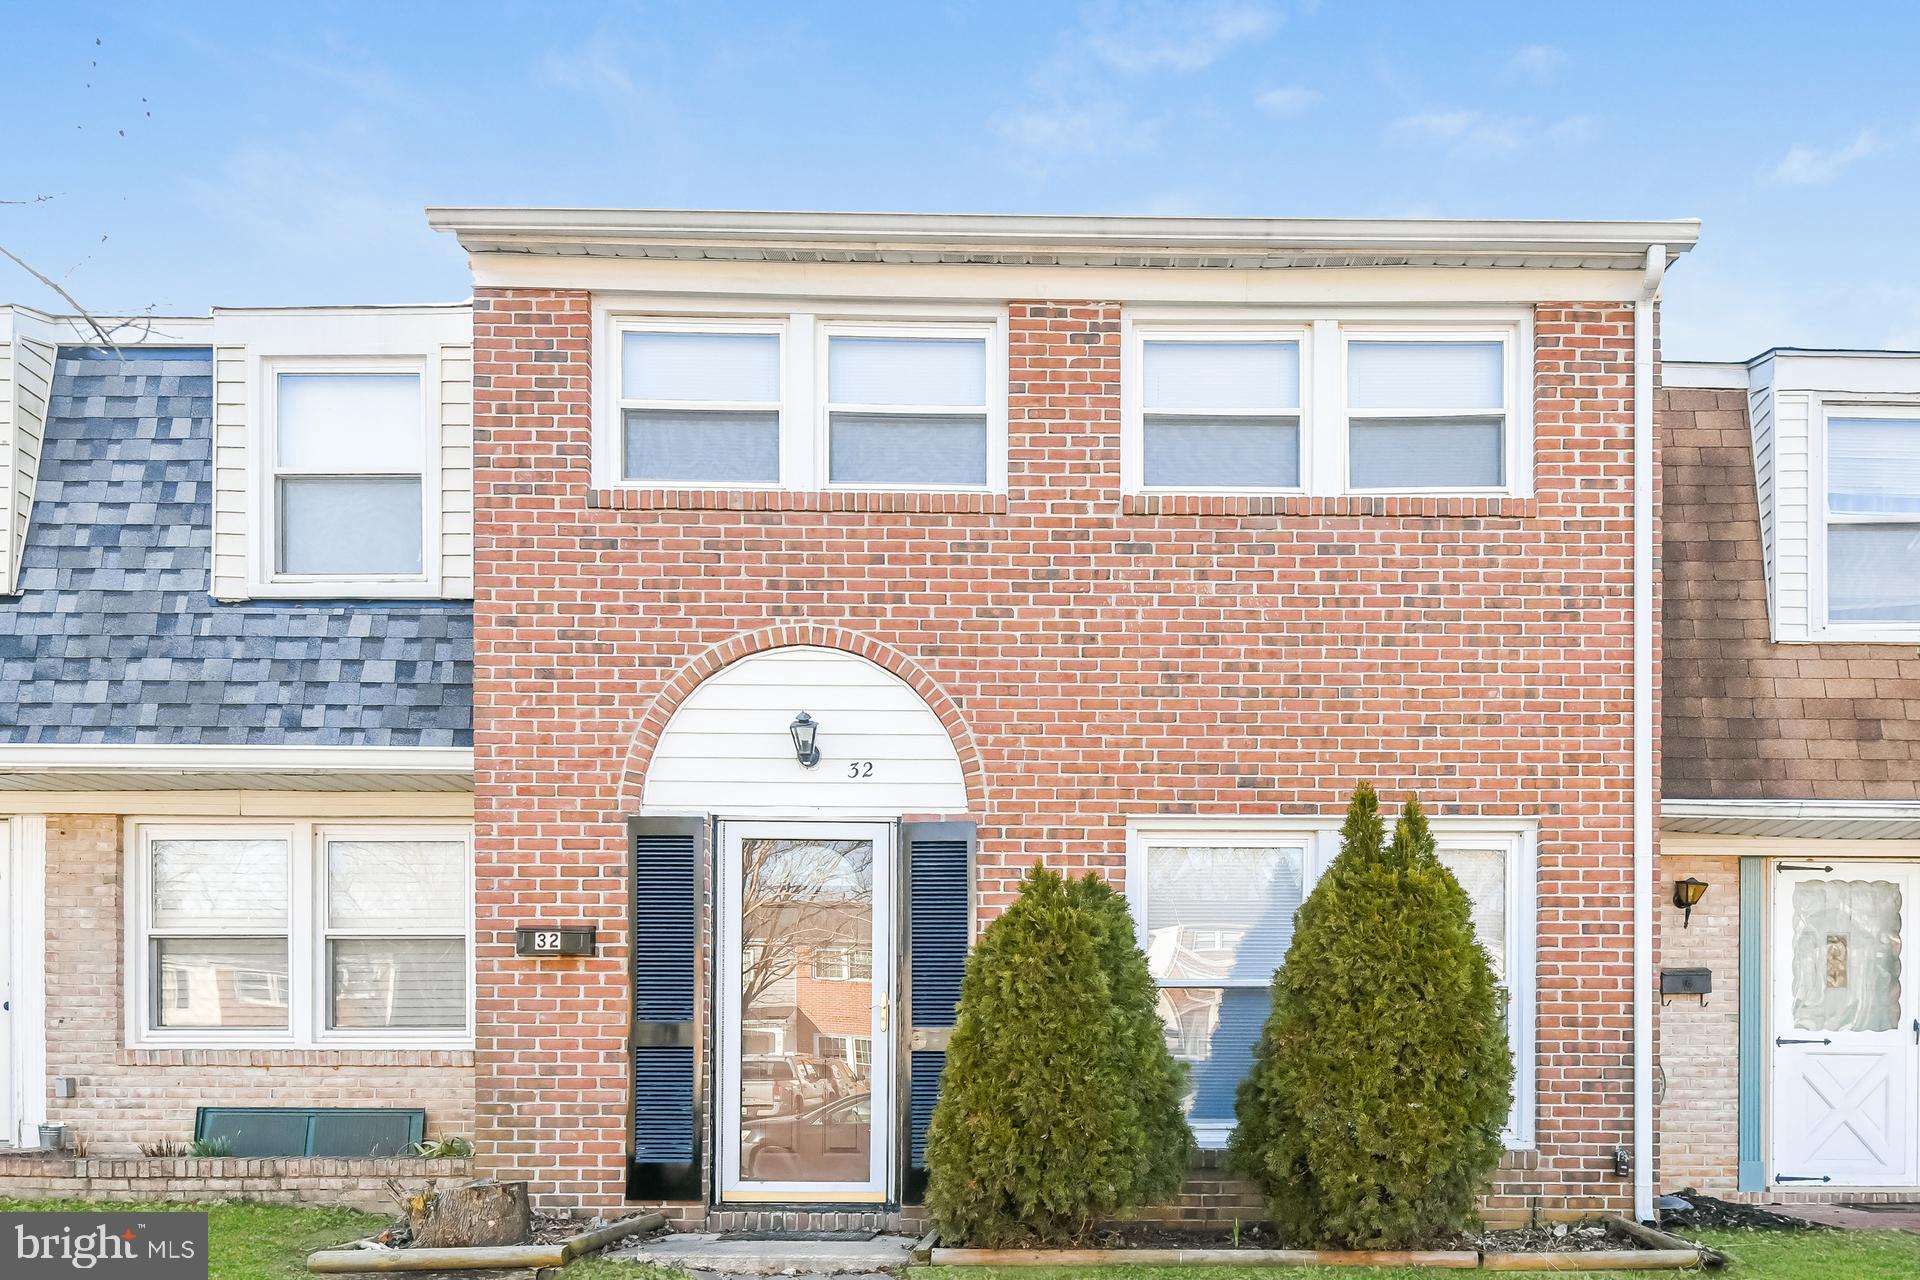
[0,1153,473,1213]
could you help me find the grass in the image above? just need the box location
[4,1200,1917,1278]
[0,1197,386,1279]
[911,1228,1920,1279]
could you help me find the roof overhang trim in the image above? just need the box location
[1662,797,1920,841]
[426,208,1701,272]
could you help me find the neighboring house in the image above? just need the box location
[0,303,475,1199]
[1659,353,1920,1202]
[0,209,1706,1226]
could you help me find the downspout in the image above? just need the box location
[1633,243,1666,1223]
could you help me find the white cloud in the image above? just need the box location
[1770,129,1884,185]
[992,97,1158,162]
[1254,85,1320,118]
[1084,0,1279,73]
[1508,44,1567,83]
[1388,108,1598,157]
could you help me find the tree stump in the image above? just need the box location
[407,1178,532,1248]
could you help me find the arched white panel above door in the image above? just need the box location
[642,646,968,817]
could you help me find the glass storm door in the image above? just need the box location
[1771,865,1920,1187]
[717,822,893,1201]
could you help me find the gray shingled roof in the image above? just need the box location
[0,346,471,745]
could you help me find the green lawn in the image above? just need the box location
[0,1197,386,1280]
[912,1228,1920,1280]
[5,1200,1918,1278]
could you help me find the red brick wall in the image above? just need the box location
[472,291,1651,1217]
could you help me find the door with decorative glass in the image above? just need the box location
[716,822,894,1202]
[1771,864,1920,1187]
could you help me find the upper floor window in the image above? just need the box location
[1826,412,1920,624]
[1125,317,1528,498]
[271,369,427,579]
[1140,335,1303,490]
[601,311,1005,492]
[1346,337,1507,491]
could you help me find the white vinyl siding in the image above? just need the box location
[209,307,473,601]
[597,309,1007,493]
[128,821,473,1049]
[640,645,968,817]
[0,330,55,596]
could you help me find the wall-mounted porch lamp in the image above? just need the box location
[1672,877,1708,927]
[789,712,821,768]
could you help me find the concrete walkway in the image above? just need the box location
[604,1231,917,1275]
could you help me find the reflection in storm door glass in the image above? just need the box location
[739,838,875,1183]
[1791,879,1903,1033]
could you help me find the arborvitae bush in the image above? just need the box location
[1230,783,1512,1248]
[925,864,1193,1245]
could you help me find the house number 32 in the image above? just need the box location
[847,761,874,778]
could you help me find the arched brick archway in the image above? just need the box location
[617,624,987,814]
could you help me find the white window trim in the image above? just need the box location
[595,304,1008,494]
[1812,400,1920,642]
[252,355,442,598]
[124,819,474,1050]
[1120,311,1534,498]
[1122,325,1311,496]
[1123,816,1536,1150]
[816,319,1006,494]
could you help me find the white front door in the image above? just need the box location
[1771,864,1920,1187]
[717,821,894,1202]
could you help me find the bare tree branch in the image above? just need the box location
[0,241,120,350]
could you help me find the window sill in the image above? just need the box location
[119,1047,475,1068]
[587,487,1008,514]
[1122,493,1536,518]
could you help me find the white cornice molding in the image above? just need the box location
[0,744,474,775]
[427,207,1701,271]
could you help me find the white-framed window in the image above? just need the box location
[1122,315,1531,497]
[1821,407,1920,629]
[599,309,1007,492]
[815,1033,874,1069]
[263,360,434,588]
[1343,331,1516,493]
[811,945,874,982]
[1125,818,1536,1149]
[127,821,473,1049]
[1131,329,1307,492]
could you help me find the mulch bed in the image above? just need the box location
[1059,1221,1626,1254]
[1659,1190,1830,1233]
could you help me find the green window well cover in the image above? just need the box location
[194,1107,425,1158]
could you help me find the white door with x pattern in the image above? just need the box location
[1771,863,1920,1188]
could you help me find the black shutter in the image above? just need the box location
[628,816,705,1200]
[901,820,974,1203]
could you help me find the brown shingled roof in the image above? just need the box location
[1661,385,1920,801]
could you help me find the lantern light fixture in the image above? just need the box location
[789,712,821,768]
[1672,877,1708,927]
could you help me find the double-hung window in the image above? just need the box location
[824,328,991,488]
[1824,410,1920,624]
[270,368,428,580]
[603,312,1004,491]
[1129,820,1534,1148]
[132,822,472,1047]
[620,325,783,484]
[1137,334,1304,490]
[1346,335,1511,491]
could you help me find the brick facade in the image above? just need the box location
[1654,852,1741,1194]
[29,813,474,1157]
[471,289,1654,1218]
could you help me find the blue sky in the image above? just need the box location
[4,0,1919,359]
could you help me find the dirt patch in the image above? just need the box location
[1659,1190,1830,1233]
